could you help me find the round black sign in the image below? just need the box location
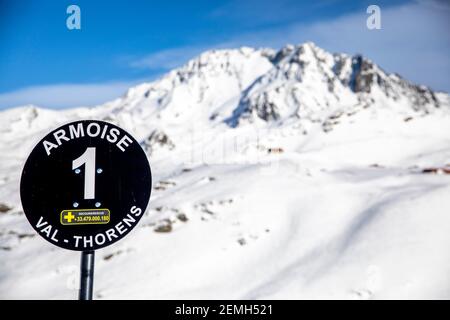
[20,120,152,251]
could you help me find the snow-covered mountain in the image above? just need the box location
[1,42,450,299]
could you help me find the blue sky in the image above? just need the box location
[0,0,449,109]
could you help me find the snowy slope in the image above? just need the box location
[0,43,450,299]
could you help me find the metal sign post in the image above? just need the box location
[79,250,95,300]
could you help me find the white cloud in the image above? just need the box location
[0,80,147,110]
[129,46,208,70]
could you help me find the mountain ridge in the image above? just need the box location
[2,42,448,136]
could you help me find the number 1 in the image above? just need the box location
[73,147,96,199]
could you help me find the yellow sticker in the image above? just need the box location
[60,208,110,225]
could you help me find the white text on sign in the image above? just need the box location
[42,122,133,156]
[34,206,142,249]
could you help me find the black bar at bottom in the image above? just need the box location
[79,250,95,300]
[0,300,445,319]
